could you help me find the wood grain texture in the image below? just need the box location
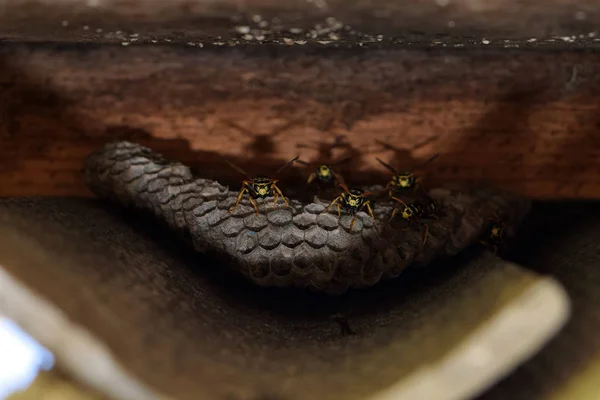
[0,44,598,199]
[2,0,600,45]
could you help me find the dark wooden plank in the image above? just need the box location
[0,44,598,198]
[2,0,600,44]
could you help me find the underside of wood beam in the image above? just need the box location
[0,44,598,199]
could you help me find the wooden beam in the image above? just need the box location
[0,44,598,199]
[1,0,600,45]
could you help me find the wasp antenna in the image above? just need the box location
[275,155,300,175]
[391,196,409,208]
[221,156,251,178]
[420,153,440,168]
[376,157,398,174]
[332,170,346,185]
[409,153,440,174]
[295,159,311,166]
[338,182,351,194]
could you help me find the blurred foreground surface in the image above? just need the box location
[0,198,571,400]
[1,200,599,399]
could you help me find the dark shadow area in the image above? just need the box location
[440,71,549,188]
[438,62,600,198]
[479,200,600,400]
[222,119,299,162]
[106,194,481,321]
[374,138,433,172]
[0,52,242,195]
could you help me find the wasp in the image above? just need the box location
[296,157,352,187]
[223,156,299,215]
[322,183,376,232]
[480,213,507,254]
[389,195,441,248]
[376,153,439,196]
[297,135,354,188]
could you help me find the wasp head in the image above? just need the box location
[249,177,273,198]
[316,164,335,183]
[489,223,505,241]
[392,173,415,189]
[341,189,366,211]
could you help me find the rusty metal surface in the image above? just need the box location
[84,141,530,294]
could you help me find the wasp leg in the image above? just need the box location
[385,183,395,198]
[333,171,346,186]
[323,196,340,213]
[349,214,358,232]
[398,222,412,232]
[402,216,421,233]
[272,184,290,208]
[364,201,376,222]
[248,196,260,215]
[307,173,316,184]
[420,223,429,250]
[337,202,343,224]
[390,196,408,206]
[363,201,380,233]
[229,187,249,214]
[390,205,410,227]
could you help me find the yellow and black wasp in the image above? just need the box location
[376,153,439,196]
[389,194,441,248]
[322,183,376,232]
[297,135,354,188]
[296,157,352,187]
[223,155,299,215]
[480,212,507,254]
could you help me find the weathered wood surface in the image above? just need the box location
[0,44,598,199]
[1,0,600,45]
